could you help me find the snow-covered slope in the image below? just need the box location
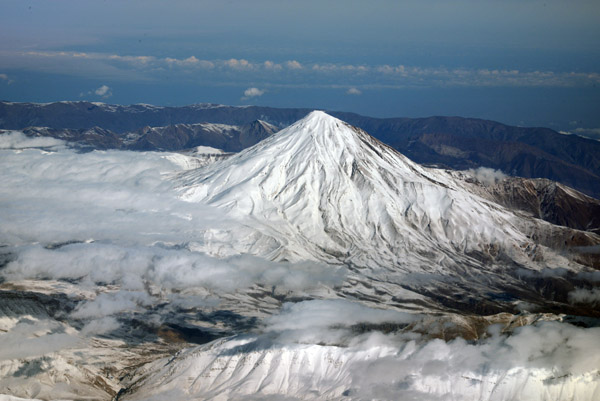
[122,317,600,401]
[179,111,557,273]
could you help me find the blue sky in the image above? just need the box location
[0,0,599,131]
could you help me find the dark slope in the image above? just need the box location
[482,178,600,235]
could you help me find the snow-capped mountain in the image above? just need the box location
[1,112,599,401]
[180,111,519,263]
[111,111,600,401]
[177,111,595,311]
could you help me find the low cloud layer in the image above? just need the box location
[0,319,80,361]
[4,243,345,294]
[562,127,600,141]
[263,299,417,344]
[0,131,66,150]
[0,140,346,336]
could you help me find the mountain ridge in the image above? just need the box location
[2,100,598,198]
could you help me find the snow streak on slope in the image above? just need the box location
[179,111,549,274]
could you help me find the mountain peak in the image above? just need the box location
[178,114,529,269]
[271,109,369,156]
[294,110,346,133]
[304,109,333,121]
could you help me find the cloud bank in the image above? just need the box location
[0,131,66,150]
[6,50,600,89]
[0,140,346,336]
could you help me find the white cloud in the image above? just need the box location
[94,84,112,98]
[243,87,264,98]
[225,58,253,69]
[3,243,346,295]
[572,127,600,141]
[71,291,153,319]
[263,60,282,70]
[285,60,302,70]
[346,87,362,95]
[0,73,13,84]
[264,299,416,344]
[80,316,121,336]
[465,167,507,186]
[108,54,155,66]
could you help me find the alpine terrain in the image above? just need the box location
[0,112,598,401]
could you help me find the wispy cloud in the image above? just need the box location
[79,84,113,99]
[569,288,600,305]
[559,127,600,141]
[346,87,362,95]
[0,73,14,84]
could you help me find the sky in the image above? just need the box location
[0,0,599,132]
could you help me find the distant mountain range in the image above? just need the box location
[1,100,599,199]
